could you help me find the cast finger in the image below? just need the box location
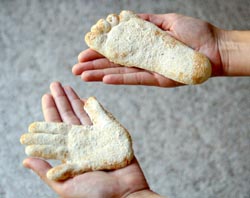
[28,122,70,135]
[25,145,68,161]
[20,133,66,146]
[46,163,87,181]
[84,97,114,125]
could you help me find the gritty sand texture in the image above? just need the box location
[20,97,134,181]
[0,0,250,197]
[85,10,211,85]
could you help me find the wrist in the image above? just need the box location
[125,189,165,198]
[217,29,250,76]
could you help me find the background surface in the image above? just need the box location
[0,0,250,197]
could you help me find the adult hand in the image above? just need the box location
[72,13,224,87]
[23,82,154,198]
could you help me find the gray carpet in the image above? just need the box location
[1,0,250,197]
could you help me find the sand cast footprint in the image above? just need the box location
[85,10,212,85]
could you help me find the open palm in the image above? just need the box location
[23,82,148,198]
[72,13,223,87]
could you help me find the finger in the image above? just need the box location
[84,97,114,125]
[103,72,182,87]
[63,86,92,125]
[77,48,104,62]
[42,94,62,123]
[81,67,142,82]
[28,122,70,135]
[47,163,87,181]
[50,82,81,125]
[25,145,68,161]
[103,72,158,86]
[72,58,119,75]
[23,158,63,192]
[20,133,66,146]
[24,159,74,197]
[103,72,159,86]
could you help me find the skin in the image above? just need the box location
[23,82,161,198]
[72,13,250,87]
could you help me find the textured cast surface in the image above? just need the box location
[85,10,211,84]
[20,97,133,181]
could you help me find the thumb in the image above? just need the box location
[23,158,66,194]
[84,97,114,126]
[23,157,57,187]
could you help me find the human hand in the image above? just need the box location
[72,13,223,87]
[22,82,150,198]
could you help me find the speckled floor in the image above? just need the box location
[0,0,250,197]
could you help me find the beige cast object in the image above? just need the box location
[85,10,212,85]
[20,97,134,181]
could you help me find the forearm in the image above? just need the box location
[217,29,250,76]
[126,189,166,198]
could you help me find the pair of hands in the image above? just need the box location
[24,13,224,197]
